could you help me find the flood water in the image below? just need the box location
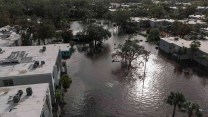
[63,21,208,117]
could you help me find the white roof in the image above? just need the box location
[189,15,205,19]
[0,26,11,32]
[131,17,206,25]
[175,2,191,5]
[0,26,21,47]
[170,6,178,10]
[110,3,120,7]
[0,32,21,47]
[0,44,69,77]
[0,83,49,117]
[130,17,150,22]
[178,19,206,25]
[202,27,208,32]
[186,20,206,25]
[109,9,117,12]
[131,17,175,23]
[197,6,208,10]
[72,30,80,36]
[163,19,175,23]
[121,4,129,7]
[161,37,208,53]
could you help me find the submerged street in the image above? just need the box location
[63,21,208,117]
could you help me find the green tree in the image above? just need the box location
[181,101,203,117]
[167,92,186,117]
[147,28,160,43]
[177,46,187,61]
[180,5,197,18]
[132,8,149,17]
[55,88,63,104]
[82,25,111,46]
[179,24,192,38]
[21,32,32,46]
[171,21,181,36]
[0,11,11,27]
[190,40,201,61]
[61,30,73,43]
[149,5,167,19]
[113,40,146,68]
[113,10,131,32]
[34,21,55,45]
[92,1,110,18]
[60,74,72,90]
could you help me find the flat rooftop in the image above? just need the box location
[0,83,49,117]
[197,6,208,9]
[161,37,208,54]
[0,26,21,47]
[130,17,207,25]
[0,44,70,77]
[0,32,20,47]
[189,15,205,19]
[0,25,11,32]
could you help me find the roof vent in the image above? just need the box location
[0,48,4,54]
[26,87,32,96]
[33,61,39,68]
[13,95,20,103]
[40,46,46,52]
[18,90,23,97]
[13,90,23,103]
[41,61,45,65]
[174,38,179,41]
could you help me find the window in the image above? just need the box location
[3,79,14,87]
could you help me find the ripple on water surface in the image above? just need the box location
[63,21,208,117]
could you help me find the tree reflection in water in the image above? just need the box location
[76,43,110,60]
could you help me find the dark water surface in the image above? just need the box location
[63,21,208,117]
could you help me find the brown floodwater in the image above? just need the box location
[63,21,208,117]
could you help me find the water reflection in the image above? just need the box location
[76,43,111,60]
[63,21,208,117]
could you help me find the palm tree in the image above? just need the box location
[181,101,203,117]
[177,46,187,61]
[142,51,150,77]
[190,40,201,61]
[167,92,186,117]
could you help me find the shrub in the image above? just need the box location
[60,74,72,89]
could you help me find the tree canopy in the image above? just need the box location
[80,24,111,45]
[147,28,160,43]
[167,92,186,117]
[113,40,146,68]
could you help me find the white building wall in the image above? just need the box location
[159,39,171,53]
[194,50,208,67]
[180,49,192,60]
[53,65,59,86]
[41,98,53,117]
[159,38,208,68]
[41,88,53,117]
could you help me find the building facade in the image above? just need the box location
[159,37,208,67]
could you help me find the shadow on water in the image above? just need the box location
[76,43,111,60]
